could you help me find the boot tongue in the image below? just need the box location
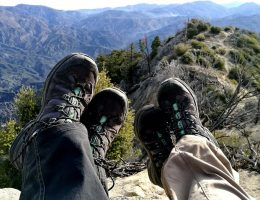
[100,116,107,124]
[73,87,82,96]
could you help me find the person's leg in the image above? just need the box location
[135,77,254,200]
[161,135,251,200]
[81,87,128,193]
[19,123,107,200]
[157,78,253,200]
[10,53,108,199]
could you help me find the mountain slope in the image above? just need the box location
[0,2,260,113]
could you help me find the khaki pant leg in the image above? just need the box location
[161,135,254,200]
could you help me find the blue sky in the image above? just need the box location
[0,0,259,10]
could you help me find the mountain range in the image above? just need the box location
[0,1,260,112]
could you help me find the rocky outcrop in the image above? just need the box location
[1,170,259,199]
[0,188,20,200]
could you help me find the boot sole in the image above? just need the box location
[158,77,199,116]
[94,87,129,118]
[134,105,170,186]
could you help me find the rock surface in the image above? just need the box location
[1,170,259,199]
[0,188,20,200]
[109,169,260,200]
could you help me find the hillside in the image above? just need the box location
[0,18,259,199]
[128,20,259,134]
[0,2,260,122]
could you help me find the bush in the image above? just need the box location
[196,56,210,68]
[151,36,161,59]
[217,48,226,55]
[224,26,232,32]
[229,50,245,64]
[174,43,190,57]
[187,19,209,39]
[228,67,250,85]
[95,69,114,93]
[236,34,260,53]
[96,48,142,84]
[0,121,21,188]
[187,27,198,39]
[228,67,240,81]
[195,33,205,41]
[199,47,216,61]
[197,22,209,32]
[214,58,225,71]
[181,52,194,64]
[14,86,40,127]
[191,40,206,49]
[210,26,222,34]
[0,121,20,156]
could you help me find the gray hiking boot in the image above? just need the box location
[10,53,98,170]
[81,87,128,192]
[134,105,173,187]
[157,78,219,146]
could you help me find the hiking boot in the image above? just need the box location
[10,53,98,170]
[134,105,173,187]
[157,78,219,146]
[81,87,128,192]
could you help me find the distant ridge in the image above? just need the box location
[0,1,259,116]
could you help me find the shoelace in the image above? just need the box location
[49,87,85,123]
[168,102,200,140]
[88,115,118,191]
[145,131,172,168]
[11,87,86,166]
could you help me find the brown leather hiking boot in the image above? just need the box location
[37,53,98,123]
[81,87,128,192]
[134,105,173,187]
[157,78,219,146]
[10,53,98,170]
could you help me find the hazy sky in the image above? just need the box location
[0,0,259,10]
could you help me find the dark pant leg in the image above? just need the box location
[20,122,108,200]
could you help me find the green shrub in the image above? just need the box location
[0,121,19,156]
[217,48,226,55]
[229,50,245,64]
[191,40,206,49]
[14,86,40,127]
[224,26,232,32]
[200,47,216,61]
[187,27,198,39]
[228,67,250,85]
[210,26,222,34]
[151,36,161,59]
[180,52,194,64]
[0,121,21,188]
[96,48,142,84]
[228,67,240,81]
[196,56,210,68]
[95,69,114,93]
[197,22,209,32]
[174,43,190,57]
[186,19,209,39]
[195,33,205,41]
[214,58,225,71]
[236,34,260,53]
